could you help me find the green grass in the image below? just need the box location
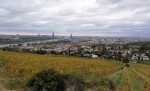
[6,81,22,90]
[128,69,144,91]
[112,70,128,90]
[111,67,145,91]
[112,72,123,86]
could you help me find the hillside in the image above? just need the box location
[0,51,150,91]
[0,51,122,90]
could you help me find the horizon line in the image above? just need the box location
[0,33,150,38]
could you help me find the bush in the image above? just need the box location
[122,57,129,63]
[66,75,85,91]
[35,50,47,55]
[0,60,6,67]
[125,63,130,67]
[85,78,115,91]
[26,69,67,91]
[26,69,85,91]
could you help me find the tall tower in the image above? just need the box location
[38,33,40,37]
[70,34,72,39]
[52,32,54,38]
[16,34,20,39]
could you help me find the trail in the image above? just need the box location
[109,67,145,91]
[0,84,12,91]
[0,72,17,91]
[0,78,13,91]
[127,68,144,91]
[0,68,10,91]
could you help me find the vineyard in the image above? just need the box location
[110,64,150,91]
[131,64,150,88]
[0,51,122,90]
[0,51,150,91]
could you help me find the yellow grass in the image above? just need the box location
[131,64,150,87]
[0,51,122,84]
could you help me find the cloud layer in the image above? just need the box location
[0,0,150,37]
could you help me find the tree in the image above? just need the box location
[35,49,47,55]
[122,57,129,63]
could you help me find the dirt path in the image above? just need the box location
[0,79,11,91]
[0,68,11,91]
[106,69,123,78]
[0,83,10,91]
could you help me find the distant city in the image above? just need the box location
[0,33,150,62]
[0,33,150,45]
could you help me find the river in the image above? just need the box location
[0,39,61,48]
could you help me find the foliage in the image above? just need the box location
[27,69,68,91]
[125,64,130,67]
[6,80,23,90]
[0,60,6,67]
[86,78,115,91]
[66,75,85,91]
[26,69,117,91]
[122,57,129,63]
[27,69,85,91]
[35,50,47,55]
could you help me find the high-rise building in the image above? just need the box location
[52,32,54,38]
[38,33,40,37]
[70,34,72,39]
[16,34,19,39]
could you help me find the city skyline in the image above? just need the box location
[0,0,150,37]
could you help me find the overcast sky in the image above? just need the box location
[0,0,150,37]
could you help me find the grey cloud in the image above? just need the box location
[0,0,150,37]
[96,0,121,4]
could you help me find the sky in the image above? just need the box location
[0,0,150,37]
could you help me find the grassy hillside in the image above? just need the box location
[0,51,150,91]
[0,51,122,90]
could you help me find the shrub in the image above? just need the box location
[125,63,130,67]
[66,75,85,91]
[122,57,129,63]
[0,60,6,67]
[26,69,85,91]
[26,69,67,91]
